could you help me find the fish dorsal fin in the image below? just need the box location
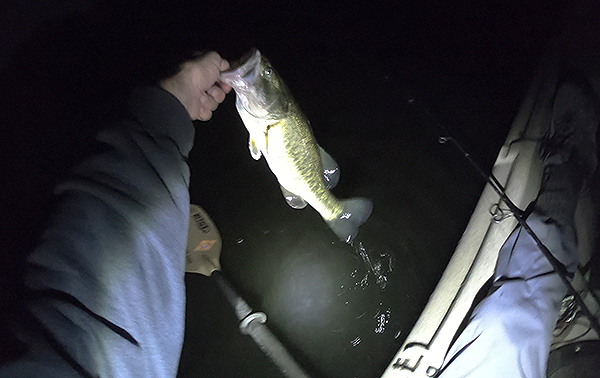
[280,186,307,209]
[248,137,262,160]
[319,146,340,189]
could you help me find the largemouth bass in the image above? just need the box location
[220,49,372,243]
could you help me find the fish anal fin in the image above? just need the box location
[319,146,340,189]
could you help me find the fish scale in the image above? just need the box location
[220,49,372,242]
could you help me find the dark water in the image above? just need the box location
[0,1,567,377]
[179,3,565,378]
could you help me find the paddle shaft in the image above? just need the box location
[211,270,312,378]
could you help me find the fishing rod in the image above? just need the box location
[405,93,600,337]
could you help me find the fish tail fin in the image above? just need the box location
[326,198,373,243]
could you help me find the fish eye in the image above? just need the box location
[264,67,273,75]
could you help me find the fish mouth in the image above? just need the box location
[228,48,261,72]
[220,49,281,119]
[219,49,261,90]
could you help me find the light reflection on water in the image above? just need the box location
[346,241,396,340]
[353,241,394,291]
[258,236,402,372]
[374,307,392,334]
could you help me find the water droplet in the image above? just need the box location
[374,308,391,334]
[355,242,392,290]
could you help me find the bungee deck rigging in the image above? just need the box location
[382,52,600,377]
[410,93,600,339]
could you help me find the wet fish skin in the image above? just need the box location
[220,49,372,242]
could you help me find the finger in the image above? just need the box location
[200,93,219,111]
[192,52,231,94]
[219,58,230,71]
[200,52,225,73]
[193,52,223,87]
[195,51,220,64]
[217,57,232,93]
[217,81,232,94]
[198,108,213,121]
[206,85,228,103]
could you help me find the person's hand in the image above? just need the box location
[159,51,232,121]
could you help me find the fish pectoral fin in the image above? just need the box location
[319,146,340,189]
[280,186,307,209]
[248,137,262,160]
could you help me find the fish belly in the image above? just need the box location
[264,118,343,221]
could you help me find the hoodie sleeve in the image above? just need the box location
[1,86,195,378]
